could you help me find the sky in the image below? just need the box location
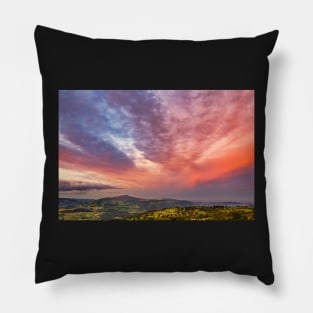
[59,90,254,203]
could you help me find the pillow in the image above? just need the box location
[34,25,278,285]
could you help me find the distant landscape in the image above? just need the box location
[59,195,254,221]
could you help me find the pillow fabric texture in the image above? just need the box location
[34,25,278,285]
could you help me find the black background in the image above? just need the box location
[35,26,278,285]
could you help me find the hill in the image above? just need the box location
[59,195,194,220]
[58,195,254,221]
[123,206,255,221]
[59,198,94,208]
[86,195,193,211]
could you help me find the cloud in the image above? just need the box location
[58,90,168,174]
[59,180,121,192]
[58,90,254,201]
[175,164,254,203]
[102,90,169,162]
[59,90,135,174]
[98,90,254,171]
[59,133,134,173]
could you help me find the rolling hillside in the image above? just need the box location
[58,195,254,221]
[59,198,94,208]
[123,206,255,221]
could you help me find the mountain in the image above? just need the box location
[192,201,253,207]
[59,195,193,221]
[58,195,253,221]
[58,198,95,208]
[87,195,193,210]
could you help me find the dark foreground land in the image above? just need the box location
[58,195,254,221]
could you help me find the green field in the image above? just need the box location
[59,206,254,221]
[123,206,254,221]
[59,208,103,221]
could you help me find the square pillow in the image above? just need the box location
[34,25,278,285]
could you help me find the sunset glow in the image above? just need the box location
[59,90,254,202]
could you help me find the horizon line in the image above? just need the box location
[59,194,254,204]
